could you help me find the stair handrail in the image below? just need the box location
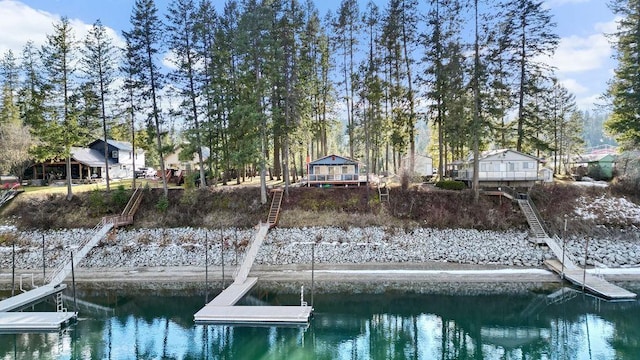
[45,221,105,284]
[0,183,21,207]
[267,189,283,226]
[122,185,143,216]
[499,186,519,201]
[526,197,553,238]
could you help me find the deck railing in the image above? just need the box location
[102,214,134,227]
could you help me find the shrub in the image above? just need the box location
[180,188,198,206]
[88,189,106,216]
[399,170,411,190]
[587,164,610,181]
[0,232,18,245]
[435,180,465,190]
[610,175,640,203]
[156,195,169,213]
[111,185,129,208]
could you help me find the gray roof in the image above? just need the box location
[105,139,133,151]
[71,147,114,167]
[309,154,359,165]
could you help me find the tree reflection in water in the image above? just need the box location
[0,287,638,359]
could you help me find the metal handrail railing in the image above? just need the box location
[526,197,552,238]
[45,221,104,284]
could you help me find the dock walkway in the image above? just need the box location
[0,284,66,312]
[545,259,636,300]
[195,221,313,325]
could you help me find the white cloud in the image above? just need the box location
[0,0,124,59]
[549,31,612,74]
[0,0,54,55]
[594,18,620,34]
[559,78,588,94]
[575,93,604,112]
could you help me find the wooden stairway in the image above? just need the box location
[517,198,548,240]
[0,184,21,208]
[267,189,284,227]
[378,182,389,204]
[102,186,144,228]
[122,186,144,217]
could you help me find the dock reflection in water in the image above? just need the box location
[0,286,639,359]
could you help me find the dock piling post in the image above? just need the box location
[42,234,45,285]
[71,251,77,312]
[561,216,567,280]
[11,242,15,297]
[205,232,209,304]
[311,243,315,308]
[583,237,589,292]
[221,231,225,289]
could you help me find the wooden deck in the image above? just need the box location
[0,312,77,333]
[545,259,637,300]
[0,284,67,312]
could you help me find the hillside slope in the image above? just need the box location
[2,183,638,238]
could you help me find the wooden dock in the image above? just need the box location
[0,284,67,312]
[545,259,637,300]
[0,312,77,333]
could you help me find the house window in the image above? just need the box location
[523,162,533,169]
[508,162,515,171]
[342,166,349,174]
[112,150,118,158]
[480,163,488,171]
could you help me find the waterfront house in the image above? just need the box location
[455,149,542,188]
[164,145,210,171]
[572,153,616,180]
[88,139,145,179]
[25,139,145,183]
[306,154,365,186]
[401,154,434,181]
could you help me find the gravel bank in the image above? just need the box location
[1,226,639,270]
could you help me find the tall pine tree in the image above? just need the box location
[605,0,640,149]
[124,0,169,196]
[83,19,117,190]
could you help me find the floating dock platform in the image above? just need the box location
[194,277,312,325]
[0,312,77,333]
[195,305,313,325]
[545,259,637,300]
[195,221,313,326]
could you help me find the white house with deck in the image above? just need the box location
[455,149,542,188]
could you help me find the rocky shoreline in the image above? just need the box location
[1,226,639,271]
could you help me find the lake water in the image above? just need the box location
[1,284,639,359]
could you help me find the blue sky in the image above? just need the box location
[0,0,617,111]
